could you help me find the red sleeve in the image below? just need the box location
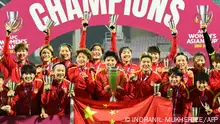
[155,73,162,83]
[183,101,192,117]
[41,90,51,105]
[44,36,50,45]
[123,80,135,100]
[35,79,44,94]
[116,72,128,96]
[110,32,117,52]
[0,63,9,79]
[166,36,177,60]
[2,36,16,71]
[79,30,86,48]
[161,73,169,83]
[7,94,19,115]
[83,71,95,94]
[8,109,15,115]
[213,108,220,114]
[67,67,87,90]
[186,76,194,88]
[95,73,108,97]
[67,67,77,82]
[8,94,18,109]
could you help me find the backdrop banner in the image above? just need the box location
[0,0,220,55]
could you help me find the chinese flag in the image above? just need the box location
[73,96,172,124]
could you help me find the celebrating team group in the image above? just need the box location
[0,14,219,121]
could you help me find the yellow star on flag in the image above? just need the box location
[103,104,108,108]
[110,110,116,115]
[110,119,115,124]
[84,106,97,121]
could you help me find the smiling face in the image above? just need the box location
[40,48,53,62]
[76,52,89,67]
[149,52,160,63]
[59,46,71,60]
[196,80,208,91]
[91,45,102,60]
[104,56,117,68]
[53,64,66,80]
[120,48,132,63]
[22,73,35,83]
[16,49,28,62]
[213,62,220,72]
[169,74,181,86]
[194,56,205,69]
[140,57,152,73]
[175,55,188,70]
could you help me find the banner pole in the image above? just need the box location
[70,98,74,124]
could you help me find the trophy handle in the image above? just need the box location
[207,10,213,24]
[12,17,23,33]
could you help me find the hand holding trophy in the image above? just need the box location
[43,18,56,36]
[153,83,160,96]
[108,67,119,102]
[82,11,92,28]
[168,20,177,36]
[105,14,119,32]
[166,88,173,100]
[5,11,23,34]
[163,58,169,73]
[43,75,53,91]
[6,80,17,97]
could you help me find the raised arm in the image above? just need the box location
[110,29,117,52]
[166,35,177,60]
[202,24,215,69]
[79,20,87,48]
[2,29,16,71]
[43,29,50,45]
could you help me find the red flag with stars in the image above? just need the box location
[73,96,172,124]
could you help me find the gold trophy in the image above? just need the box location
[82,11,92,27]
[167,88,173,99]
[168,20,177,35]
[43,18,56,34]
[195,5,213,28]
[153,83,160,95]
[108,67,119,102]
[5,11,23,33]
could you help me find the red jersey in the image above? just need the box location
[130,70,161,99]
[67,66,95,99]
[160,82,191,117]
[10,78,43,115]
[2,36,37,82]
[41,79,71,115]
